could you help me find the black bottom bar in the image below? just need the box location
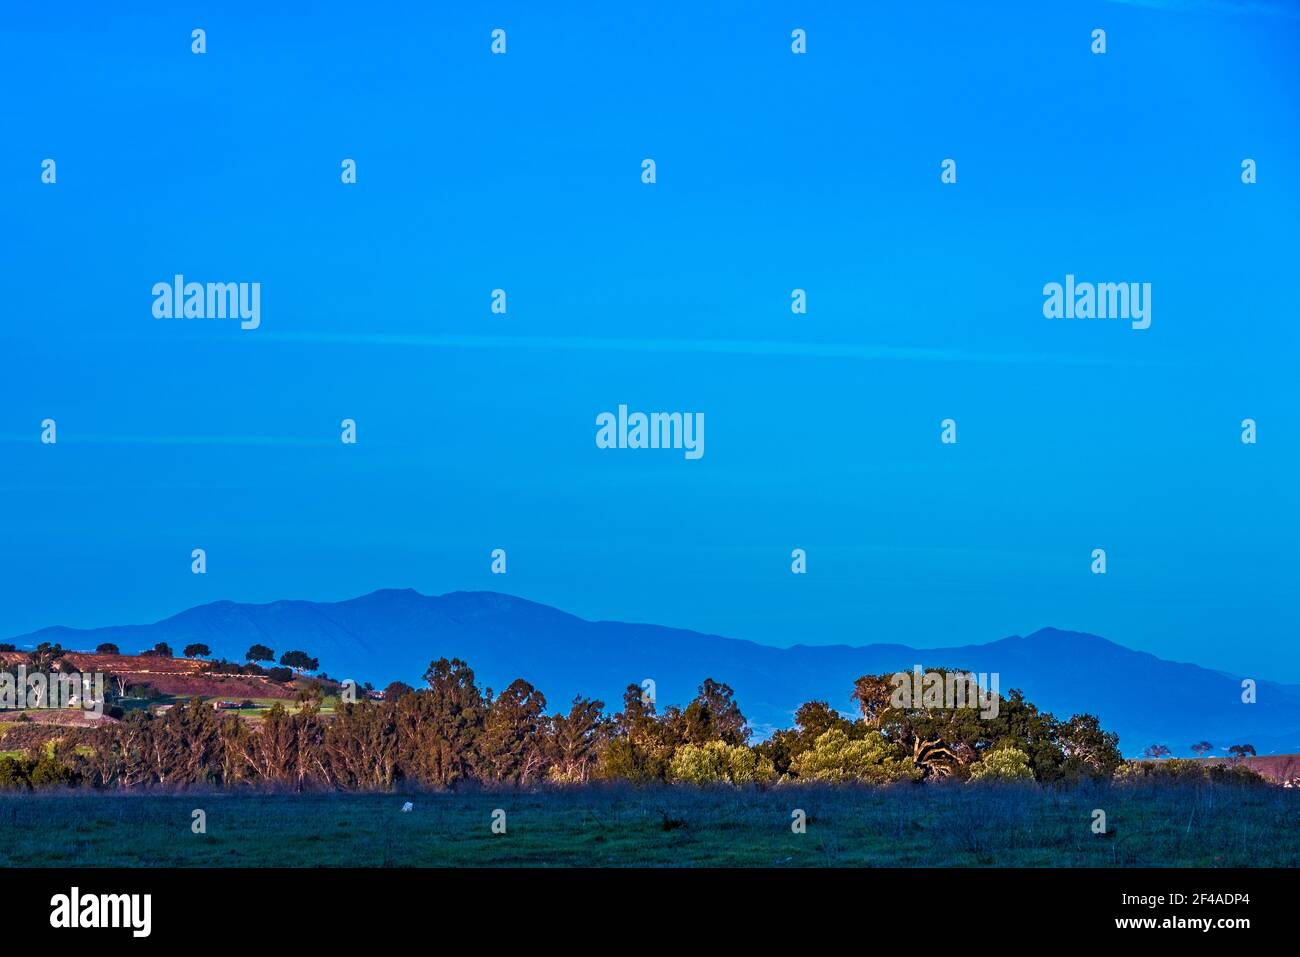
[2,866,1281,942]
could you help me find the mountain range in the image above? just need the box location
[10,589,1299,757]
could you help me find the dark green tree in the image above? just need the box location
[393,657,487,787]
[545,696,607,783]
[382,681,414,700]
[601,684,677,782]
[1055,713,1123,780]
[681,678,749,746]
[279,650,319,674]
[26,642,67,670]
[479,679,548,784]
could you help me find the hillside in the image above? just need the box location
[0,651,295,701]
[10,589,1300,756]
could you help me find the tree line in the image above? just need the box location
[82,640,320,674]
[0,656,1163,791]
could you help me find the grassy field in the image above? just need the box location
[0,739,93,761]
[1,782,1296,867]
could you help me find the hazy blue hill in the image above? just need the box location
[12,590,1299,756]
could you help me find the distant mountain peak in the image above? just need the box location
[358,587,423,598]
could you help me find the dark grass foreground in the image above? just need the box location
[2,782,1296,867]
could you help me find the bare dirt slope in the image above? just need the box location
[1,652,295,700]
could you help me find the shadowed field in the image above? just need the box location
[2,782,1297,867]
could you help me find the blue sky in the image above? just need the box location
[2,1,1297,681]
